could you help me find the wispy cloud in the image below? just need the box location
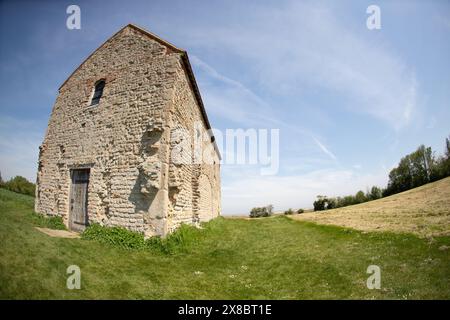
[312,136,337,161]
[192,55,339,161]
[191,55,275,126]
[179,1,418,130]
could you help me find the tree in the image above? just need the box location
[354,190,367,204]
[249,204,273,218]
[408,145,434,187]
[265,204,274,216]
[326,197,337,209]
[368,186,382,200]
[1,176,36,197]
[384,137,450,197]
[385,145,435,195]
[444,136,449,155]
[313,196,327,211]
[433,135,450,180]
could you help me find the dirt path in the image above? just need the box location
[35,227,80,239]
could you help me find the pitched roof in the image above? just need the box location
[59,24,220,159]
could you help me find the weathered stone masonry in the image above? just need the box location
[35,24,221,237]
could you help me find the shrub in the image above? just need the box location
[82,223,148,250]
[354,190,367,204]
[157,224,201,254]
[314,187,381,211]
[339,195,356,207]
[1,176,36,197]
[249,204,273,218]
[326,198,337,210]
[313,196,327,211]
[297,208,304,214]
[82,223,201,254]
[284,208,294,215]
[31,212,66,230]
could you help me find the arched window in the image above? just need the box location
[90,80,105,106]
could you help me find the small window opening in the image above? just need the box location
[90,80,105,106]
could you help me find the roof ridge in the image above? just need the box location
[126,23,185,53]
[58,23,185,90]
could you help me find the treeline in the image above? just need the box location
[314,135,450,211]
[383,139,450,196]
[313,186,382,211]
[0,173,36,197]
[249,205,274,218]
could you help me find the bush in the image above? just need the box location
[326,198,337,209]
[297,208,304,214]
[82,223,201,254]
[249,204,273,218]
[314,186,381,211]
[82,223,148,250]
[284,208,294,215]
[1,176,35,197]
[313,196,327,211]
[31,212,66,230]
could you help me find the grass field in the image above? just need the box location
[0,187,449,299]
[292,177,450,238]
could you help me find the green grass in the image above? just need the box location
[0,188,449,299]
[81,223,200,254]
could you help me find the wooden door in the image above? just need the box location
[69,169,90,231]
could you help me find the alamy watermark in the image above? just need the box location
[366,5,381,30]
[66,5,81,30]
[66,265,81,289]
[170,122,280,175]
[366,265,381,289]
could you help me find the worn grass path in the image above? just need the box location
[0,188,449,299]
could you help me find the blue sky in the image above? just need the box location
[0,0,449,214]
